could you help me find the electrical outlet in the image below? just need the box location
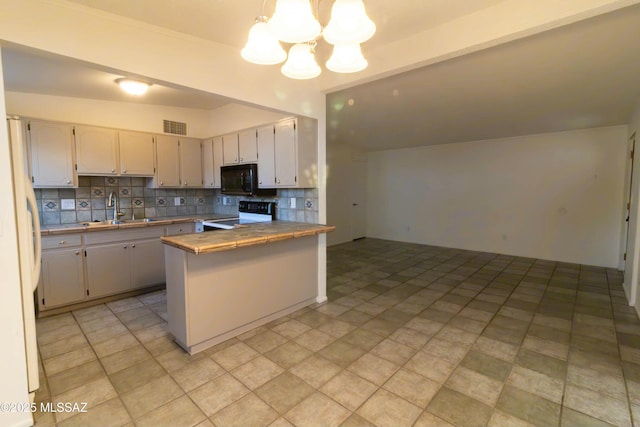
[223,197,229,206]
[174,197,181,205]
[60,199,75,210]
[289,197,296,209]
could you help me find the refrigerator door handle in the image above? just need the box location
[25,175,41,290]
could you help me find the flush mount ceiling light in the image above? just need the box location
[242,0,375,79]
[116,78,150,96]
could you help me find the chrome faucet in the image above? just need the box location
[107,191,124,221]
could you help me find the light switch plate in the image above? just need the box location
[61,199,75,210]
[289,197,296,209]
[174,197,181,205]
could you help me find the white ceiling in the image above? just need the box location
[2,1,640,151]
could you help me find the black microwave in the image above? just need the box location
[220,164,276,197]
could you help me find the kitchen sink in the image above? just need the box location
[79,219,124,227]
[122,218,155,223]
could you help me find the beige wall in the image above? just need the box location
[366,126,627,267]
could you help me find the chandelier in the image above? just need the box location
[241,0,376,79]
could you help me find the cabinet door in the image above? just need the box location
[155,135,181,187]
[257,125,276,188]
[274,119,297,186]
[119,130,155,176]
[75,125,118,175]
[85,243,130,298]
[28,120,77,187]
[130,238,165,289]
[202,137,223,188]
[238,129,258,163]
[202,138,215,188]
[165,223,195,236]
[180,138,203,188]
[39,248,85,309]
[222,133,239,165]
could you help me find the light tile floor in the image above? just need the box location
[33,238,640,427]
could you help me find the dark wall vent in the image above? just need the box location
[163,120,187,136]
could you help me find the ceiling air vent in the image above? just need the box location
[163,120,187,136]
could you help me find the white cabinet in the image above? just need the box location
[274,119,297,186]
[119,130,155,176]
[257,125,276,187]
[222,130,258,165]
[257,117,317,188]
[85,243,131,298]
[74,125,118,175]
[239,129,258,163]
[130,238,165,290]
[28,120,77,188]
[85,227,165,298]
[180,137,203,188]
[165,223,195,236]
[202,137,223,188]
[38,235,85,310]
[151,136,202,188]
[153,135,181,187]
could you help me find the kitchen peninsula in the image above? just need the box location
[161,221,335,354]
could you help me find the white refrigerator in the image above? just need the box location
[7,116,41,402]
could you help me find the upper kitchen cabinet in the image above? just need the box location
[118,130,155,176]
[222,130,258,165]
[258,117,318,188]
[153,135,181,187]
[180,137,203,188]
[28,120,77,188]
[149,135,202,188]
[202,136,223,188]
[256,125,276,187]
[74,125,118,175]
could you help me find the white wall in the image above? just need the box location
[208,104,289,137]
[623,99,640,305]
[6,91,215,137]
[0,49,33,427]
[367,126,627,267]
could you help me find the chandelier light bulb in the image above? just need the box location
[241,17,287,65]
[281,43,321,79]
[326,43,368,73]
[323,0,376,45]
[268,0,321,44]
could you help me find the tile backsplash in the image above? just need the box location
[35,176,319,226]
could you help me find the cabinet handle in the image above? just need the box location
[131,244,136,248]
[59,240,66,245]
[276,179,280,184]
[123,245,128,249]
[160,181,164,186]
[111,168,116,173]
[66,180,71,184]
[184,181,188,186]
[240,157,243,162]
[75,250,80,255]
[123,169,127,173]
[259,181,262,185]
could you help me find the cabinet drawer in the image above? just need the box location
[165,223,195,236]
[42,234,82,250]
[84,226,164,245]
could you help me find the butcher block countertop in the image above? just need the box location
[161,221,335,254]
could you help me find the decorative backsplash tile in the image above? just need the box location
[34,177,319,226]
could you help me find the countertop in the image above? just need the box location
[161,221,336,254]
[39,214,234,235]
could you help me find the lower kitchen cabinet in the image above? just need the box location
[130,238,165,289]
[165,223,195,236]
[85,243,131,298]
[39,246,85,310]
[84,227,166,299]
